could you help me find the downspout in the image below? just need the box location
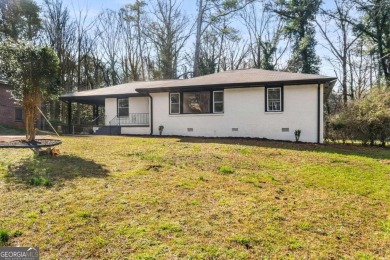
[67,101,72,135]
[317,83,321,144]
[148,94,153,135]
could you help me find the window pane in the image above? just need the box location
[119,108,128,116]
[268,89,280,100]
[171,93,179,103]
[171,104,180,114]
[183,92,210,113]
[268,101,281,111]
[214,91,223,102]
[214,102,223,113]
[118,98,129,116]
[118,98,128,108]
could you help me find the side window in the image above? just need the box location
[213,91,224,113]
[118,98,129,117]
[15,108,23,121]
[170,93,180,114]
[266,87,282,112]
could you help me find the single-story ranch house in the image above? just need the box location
[60,69,336,143]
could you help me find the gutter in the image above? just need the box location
[135,78,338,93]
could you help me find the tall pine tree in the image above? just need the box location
[272,0,321,74]
[0,0,41,41]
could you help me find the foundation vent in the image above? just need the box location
[282,128,289,132]
[232,128,239,132]
[187,128,193,132]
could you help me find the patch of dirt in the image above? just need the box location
[0,138,61,148]
[379,160,390,165]
[0,135,56,142]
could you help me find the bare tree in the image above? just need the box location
[41,0,76,92]
[348,38,377,99]
[240,2,287,70]
[196,29,219,76]
[193,0,255,77]
[121,0,147,81]
[316,0,361,104]
[220,38,250,71]
[72,3,97,91]
[145,0,191,79]
[41,0,77,123]
[95,9,123,86]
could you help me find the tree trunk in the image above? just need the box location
[193,0,204,77]
[23,91,40,142]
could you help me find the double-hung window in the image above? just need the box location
[118,98,129,117]
[170,93,180,114]
[213,91,224,113]
[266,87,283,112]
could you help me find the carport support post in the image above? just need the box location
[67,101,72,134]
[93,105,99,126]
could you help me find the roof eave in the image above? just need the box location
[59,92,148,105]
[136,78,338,93]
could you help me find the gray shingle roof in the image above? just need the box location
[60,69,337,104]
[60,79,177,98]
[136,69,336,92]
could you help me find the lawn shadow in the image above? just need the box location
[175,136,390,160]
[6,154,109,187]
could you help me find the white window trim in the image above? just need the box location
[213,90,224,114]
[170,93,180,114]
[266,87,282,112]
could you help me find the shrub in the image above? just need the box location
[77,212,92,219]
[294,129,302,142]
[159,223,182,232]
[218,165,235,174]
[158,125,164,135]
[328,89,390,146]
[0,228,10,246]
[12,230,22,237]
[230,235,254,248]
[30,176,51,187]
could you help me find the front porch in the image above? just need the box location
[60,94,152,135]
[94,112,150,135]
[108,113,150,127]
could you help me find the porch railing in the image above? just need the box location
[109,113,150,126]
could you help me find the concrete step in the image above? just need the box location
[95,126,121,135]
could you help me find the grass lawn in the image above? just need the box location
[0,124,25,135]
[0,124,54,136]
[0,136,389,259]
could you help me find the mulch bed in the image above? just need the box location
[0,139,62,148]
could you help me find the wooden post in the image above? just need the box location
[93,105,99,126]
[96,105,99,126]
[67,101,72,134]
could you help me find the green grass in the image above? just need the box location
[0,136,389,259]
[0,228,9,246]
[218,165,235,174]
